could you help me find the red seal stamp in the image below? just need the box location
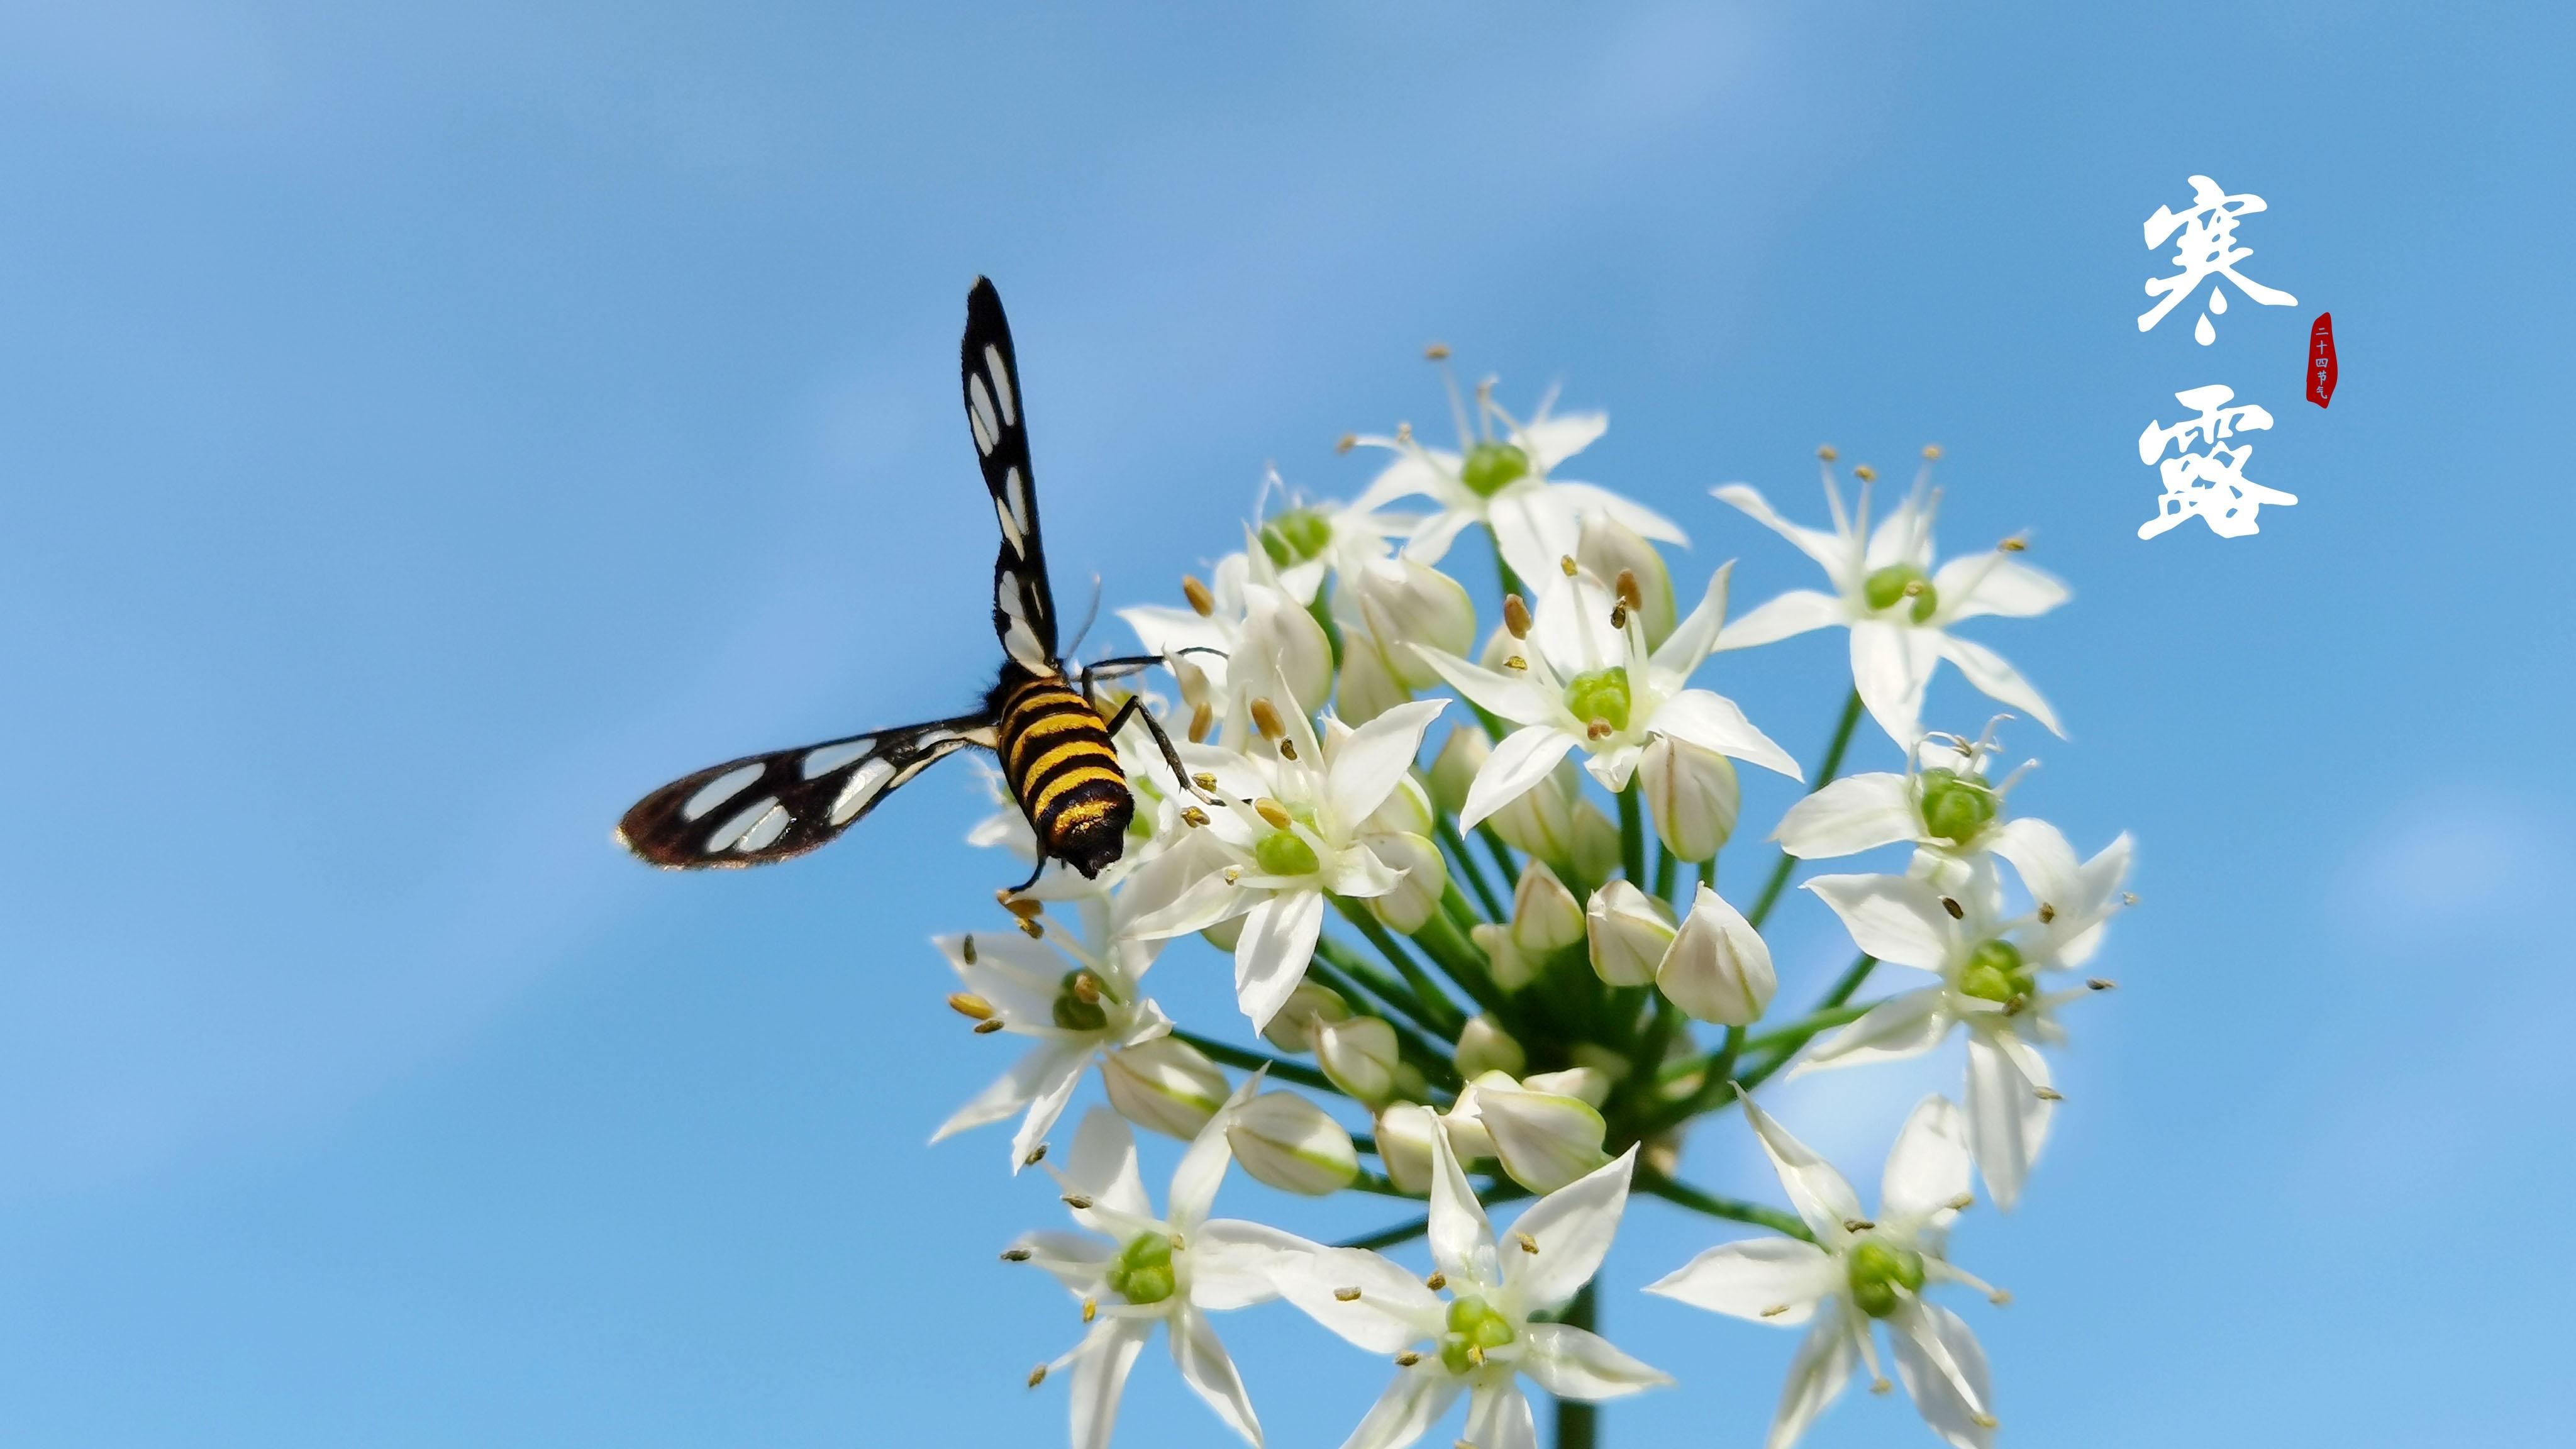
[2306,313,2337,408]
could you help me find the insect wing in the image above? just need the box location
[962,277,1058,671]
[617,715,994,869]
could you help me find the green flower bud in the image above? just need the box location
[1438,1295,1517,1372]
[1052,970,1111,1033]
[1955,938,2032,1003]
[1917,767,1997,845]
[1562,667,1633,735]
[1106,1230,1178,1307]
[1459,441,1530,497]
[1862,564,1938,623]
[1846,1238,1926,1319]
[1254,828,1321,877]
[1258,508,1336,568]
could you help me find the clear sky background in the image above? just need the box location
[1,3,2567,1446]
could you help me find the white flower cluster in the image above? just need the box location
[937,382,2131,1449]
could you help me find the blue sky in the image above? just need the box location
[1,3,2567,1445]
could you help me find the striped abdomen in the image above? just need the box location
[995,672,1133,877]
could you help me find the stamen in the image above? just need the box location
[1250,698,1285,744]
[1027,1365,1048,1388]
[972,1018,1006,1035]
[1947,1192,1974,1211]
[1180,806,1210,828]
[1062,1192,1094,1210]
[1816,445,1838,461]
[961,935,977,965]
[1423,1272,1446,1291]
[2037,902,2057,923]
[1223,866,1243,884]
[1466,1345,1485,1367]
[1192,772,1218,792]
[1502,655,1528,672]
[1394,1351,1421,1367]
[1973,1414,1999,1429]
[1998,534,2028,552]
[2087,977,2116,991]
[1080,1298,1097,1323]
[1608,605,1627,630]
[1188,702,1213,743]
[1279,738,1298,760]
[1870,1378,1892,1395]
[1940,897,1964,919]
[1424,342,1452,360]
[948,992,994,1020]
[1559,555,1578,577]
[1001,1247,1033,1262]
[1843,1218,1875,1233]
[1182,575,1215,616]
[1255,798,1295,830]
[1515,1231,1540,1254]
[1336,433,1357,454]
[1758,1303,1790,1318]
[2123,892,2140,906]
[1002,894,1044,920]
[1024,1144,1048,1166]
[1988,1289,2013,1306]
[1017,917,1043,940]
[1334,1287,1362,1302]
[1070,972,1102,1004]
[1396,421,1413,443]
[1503,594,1531,638]
[1587,719,1614,741]
[1615,569,1641,613]
[2034,1087,2063,1101]
[1853,465,1877,483]
[1921,445,1943,461]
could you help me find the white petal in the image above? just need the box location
[1880,1095,1974,1225]
[1274,1243,1445,1353]
[1190,1219,1318,1311]
[1774,774,1917,858]
[1519,1323,1673,1401]
[1235,891,1326,1030]
[1500,1146,1636,1312]
[931,1039,1084,1143]
[1850,619,1940,745]
[1340,1366,1463,1449]
[1988,816,2079,906]
[1424,1108,1499,1284]
[1009,1044,1095,1169]
[1522,411,1610,471]
[1460,726,1582,832]
[1411,646,1557,724]
[1401,508,1479,567]
[1170,1306,1263,1447]
[1964,1030,2053,1210]
[1549,479,1687,545]
[1127,867,1257,943]
[1463,1380,1541,1449]
[1652,562,1733,675]
[1716,588,1846,652]
[1650,690,1802,779]
[1488,484,1583,587]
[1712,483,1847,574]
[1065,1108,1155,1222]
[1068,1316,1153,1449]
[1888,1301,1996,1449]
[1763,1313,1859,1449]
[1167,1075,1257,1230]
[1740,1095,1866,1241]
[1934,632,2062,737]
[1792,987,1955,1074]
[1330,699,1449,834]
[1014,1228,1118,1295]
[1643,1236,1840,1324]
[1802,873,1957,970]
[1932,553,2068,623]
[1529,573,1623,677]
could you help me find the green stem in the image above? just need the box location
[1314,938,1452,1040]
[1441,816,1507,920]
[1817,952,1880,1009]
[1305,953,1465,1089]
[1637,1170,1814,1241]
[1407,909,1513,1023]
[1172,1030,1336,1092]
[1338,1216,1428,1252]
[1652,839,1677,902]
[1338,900,1470,1038]
[1616,784,1646,886]
[1477,823,1522,890]
[1745,688,1868,930]
[1492,530,1526,603]
[1554,1282,1598,1449]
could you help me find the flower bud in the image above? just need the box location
[1374,1103,1440,1194]
[1487,763,1580,865]
[1367,831,1447,933]
[1226,1090,1361,1196]
[1334,637,1410,726]
[1362,772,1435,839]
[1472,922,1538,992]
[1585,879,1677,987]
[1510,860,1586,953]
[1428,728,1489,818]
[1260,980,1353,1054]
[1315,1015,1401,1104]
[1521,1065,1613,1108]
[1243,584,1335,710]
[1568,1043,1634,1082]
[1639,735,1740,862]
[1657,884,1777,1026]
[1577,514,1677,648]
[1476,1086,1613,1193]
[1452,1014,1526,1079]
[1570,796,1623,884]
[1101,1035,1230,1139]
[1351,558,1475,686]
[1440,1072,1514,1161]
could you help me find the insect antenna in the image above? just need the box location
[1062,573,1104,659]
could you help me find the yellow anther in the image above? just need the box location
[1559,554,1578,577]
[1063,1192,1093,1209]
[1016,916,1043,940]
[1922,444,1943,461]
[1998,534,2028,552]
[1255,798,1295,830]
[1940,896,1964,919]
[961,934,978,965]
[1843,1218,1876,1233]
[2038,902,2057,923]
[1024,1143,1049,1166]
[1333,1286,1362,1302]
[1192,772,1219,792]
[1947,1192,1974,1211]
[2087,977,2116,991]
[1001,893,1044,919]
[1902,578,1926,596]
[1223,867,1243,884]
[1424,1272,1446,1291]
[1503,594,1531,638]
[1250,698,1285,743]
[1182,574,1215,616]
[1608,605,1628,630]
[1817,445,1838,461]
[1973,1414,1999,1429]
[1467,1344,1485,1367]
[1870,1377,1892,1395]
[1279,738,1299,760]
[1188,701,1213,743]
[1070,972,1101,1004]
[1424,342,1452,360]
[2123,892,2140,906]
[1759,1303,1790,1318]
[1027,1364,1048,1387]
[1001,1246,1032,1261]
[1503,655,1528,672]
[1080,1298,1097,1323]
[1615,569,1641,612]
[1515,1231,1539,1254]
[1853,464,1877,482]
[1395,1351,1421,1367]
[1336,433,1358,454]
[948,992,994,1020]
[1988,1289,2013,1306]
[972,1018,1006,1035]
[1180,806,1211,828]
[2034,1086,2063,1101]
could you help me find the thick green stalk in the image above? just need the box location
[1172,1030,1336,1092]
[1313,939,1452,1040]
[1652,840,1677,902]
[1746,688,1867,930]
[1441,816,1507,919]
[1478,822,1523,889]
[1407,909,1513,1021]
[1616,784,1646,886]
[1338,1216,1428,1252]
[1337,899,1470,1038]
[1637,1170,1814,1241]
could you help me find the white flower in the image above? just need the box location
[1656,884,1776,1026]
[1100,1035,1230,1140]
[1646,1094,2006,1449]
[1315,1015,1402,1104]
[933,902,1174,1170]
[1120,546,1333,748]
[1636,733,1741,863]
[1250,480,1417,606]
[1584,880,1675,988]
[1226,1089,1362,1196]
[1124,684,1449,1029]
[1013,1098,1313,1449]
[1350,386,1684,586]
[1774,731,2031,869]
[1795,823,2133,1206]
[1278,1112,1668,1449]
[1417,564,1799,831]
[1713,452,2070,745]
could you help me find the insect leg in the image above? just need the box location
[1099,694,1219,804]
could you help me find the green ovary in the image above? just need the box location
[1052,970,1111,1033]
[1846,1238,1927,1319]
[1106,1231,1177,1307]
[1260,508,1335,567]
[1954,939,2033,1004]
[1563,667,1633,734]
[1254,828,1320,877]
[1917,768,1997,845]
[1863,563,1938,623]
[1436,1296,1516,1374]
[1460,442,1531,497]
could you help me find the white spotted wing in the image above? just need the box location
[962,277,1059,672]
[617,714,997,869]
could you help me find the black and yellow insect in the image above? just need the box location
[616,278,1197,889]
